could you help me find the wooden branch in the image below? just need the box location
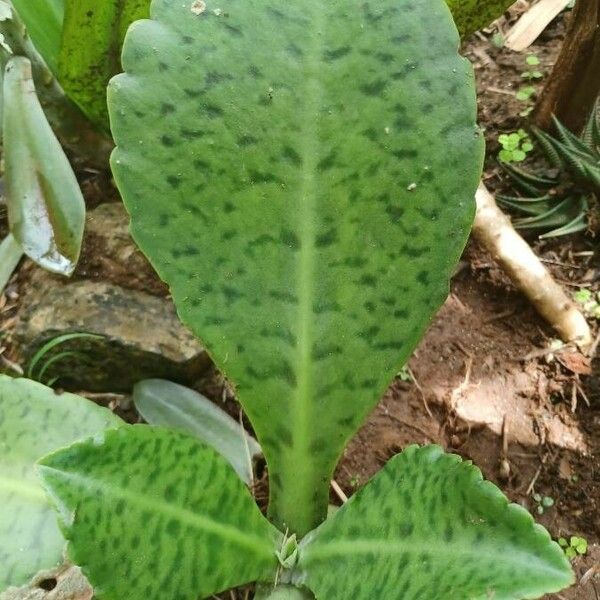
[472,183,592,347]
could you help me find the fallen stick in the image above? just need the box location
[472,183,592,347]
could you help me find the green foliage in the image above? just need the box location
[133,379,262,485]
[58,0,149,128]
[498,129,534,163]
[109,0,483,537]
[558,536,588,560]
[521,54,543,81]
[3,56,85,275]
[39,426,282,599]
[297,446,572,600]
[27,332,102,385]
[498,102,599,238]
[10,0,63,74]
[0,376,121,588]
[445,0,514,37]
[573,289,600,319]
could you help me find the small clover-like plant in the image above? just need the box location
[1,1,574,599]
[559,536,588,560]
[498,129,534,163]
[522,54,544,81]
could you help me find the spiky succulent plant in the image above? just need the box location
[498,100,599,238]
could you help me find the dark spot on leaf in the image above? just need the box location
[324,46,351,61]
[160,103,175,115]
[316,228,337,248]
[360,79,387,96]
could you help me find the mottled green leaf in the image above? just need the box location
[297,445,574,600]
[109,0,483,535]
[39,426,282,600]
[133,378,262,485]
[3,56,85,275]
[0,375,121,589]
[11,0,63,74]
[58,0,149,128]
[446,0,514,37]
[0,234,22,294]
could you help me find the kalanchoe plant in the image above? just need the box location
[0,1,574,599]
[497,101,600,238]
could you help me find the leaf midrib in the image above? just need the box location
[40,466,277,559]
[0,473,48,503]
[291,0,325,513]
[301,538,567,579]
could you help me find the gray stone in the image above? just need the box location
[13,202,210,391]
[15,279,209,392]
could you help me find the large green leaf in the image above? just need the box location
[109,0,483,535]
[0,376,121,589]
[58,0,149,128]
[10,0,63,74]
[297,445,574,600]
[39,426,282,600]
[133,379,262,485]
[3,56,85,275]
[446,0,514,38]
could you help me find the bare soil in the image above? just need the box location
[0,4,598,599]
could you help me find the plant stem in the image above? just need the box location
[0,3,112,168]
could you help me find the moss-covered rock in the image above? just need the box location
[447,0,514,38]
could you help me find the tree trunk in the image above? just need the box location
[534,0,600,133]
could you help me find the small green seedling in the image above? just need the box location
[498,129,534,163]
[396,365,413,381]
[533,493,555,515]
[516,85,536,117]
[521,54,543,81]
[516,86,536,102]
[574,289,600,319]
[559,536,588,560]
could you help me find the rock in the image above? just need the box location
[76,202,169,297]
[15,279,209,392]
[0,565,92,600]
[13,202,210,391]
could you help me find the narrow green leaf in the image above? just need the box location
[3,56,85,275]
[552,115,596,158]
[27,332,102,379]
[297,445,574,600]
[133,379,262,485]
[109,0,483,536]
[58,0,149,128]
[11,0,63,74]
[0,233,22,294]
[39,426,282,600]
[0,375,121,589]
